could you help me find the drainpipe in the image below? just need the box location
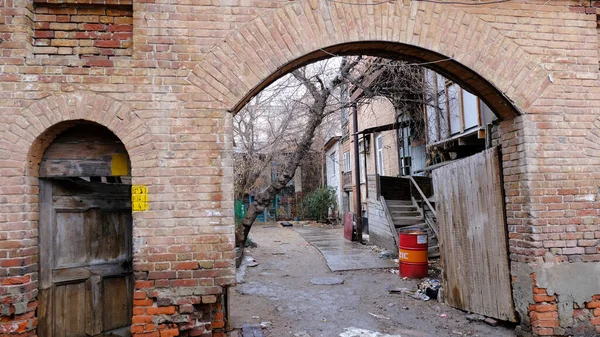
[396,115,402,177]
[363,134,368,200]
[352,103,363,243]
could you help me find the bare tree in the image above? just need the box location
[237,57,362,245]
[235,56,460,245]
[347,58,463,166]
[233,90,299,201]
[346,58,428,139]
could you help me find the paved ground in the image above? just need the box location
[294,226,396,271]
[230,223,517,337]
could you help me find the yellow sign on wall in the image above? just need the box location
[111,153,129,176]
[132,185,149,212]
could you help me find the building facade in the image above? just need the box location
[1,1,600,336]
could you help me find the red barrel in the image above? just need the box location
[398,230,428,279]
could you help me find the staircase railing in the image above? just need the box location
[408,176,439,238]
[380,196,399,249]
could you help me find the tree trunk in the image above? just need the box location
[240,103,325,246]
[237,59,358,246]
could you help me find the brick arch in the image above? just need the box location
[5,91,154,177]
[187,0,551,119]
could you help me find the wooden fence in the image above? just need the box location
[432,146,516,322]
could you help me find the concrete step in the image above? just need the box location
[386,200,413,206]
[392,216,423,225]
[388,206,418,213]
[390,211,421,217]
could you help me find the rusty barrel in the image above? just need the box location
[398,229,428,279]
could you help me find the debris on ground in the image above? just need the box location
[339,327,401,337]
[259,321,273,328]
[387,268,399,275]
[466,313,485,322]
[417,278,441,300]
[310,277,344,285]
[386,278,441,302]
[386,286,412,294]
[484,317,499,326]
[245,256,258,267]
[280,221,293,227]
[242,324,265,337]
[293,332,312,337]
[378,250,394,259]
[368,312,390,320]
[412,292,430,301]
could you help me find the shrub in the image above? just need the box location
[302,187,337,222]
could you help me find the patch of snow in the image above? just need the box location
[339,327,401,337]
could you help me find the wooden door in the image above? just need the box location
[39,178,133,337]
[432,147,516,322]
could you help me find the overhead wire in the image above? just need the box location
[412,0,513,5]
[315,0,553,69]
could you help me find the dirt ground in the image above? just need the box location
[229,223,517,337]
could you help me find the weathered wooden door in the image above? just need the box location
[39,178,133,337]
[432,146,516,322]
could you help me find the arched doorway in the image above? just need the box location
[228,51,518,330]
[37,121,133,337]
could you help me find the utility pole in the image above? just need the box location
[352,103,363,243]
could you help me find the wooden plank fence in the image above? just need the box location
[432,146,516,322]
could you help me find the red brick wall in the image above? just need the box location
[527,273,600,336]
[530,274,560,336]
[131,280,227,336]
[1,1,600,337]
[33,2,133,67]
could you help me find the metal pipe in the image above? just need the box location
[352,103,363,243]
[363,134,368,200]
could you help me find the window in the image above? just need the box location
[447,82,462,135]
[376,134,384,176]
[359,152,366,183]
[328,151,337,178]
[343,151,351,172]
[358,139,367,183]
[399,127,412,176]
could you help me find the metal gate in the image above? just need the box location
[432,146,516,322]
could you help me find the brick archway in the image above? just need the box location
[187,0,551,119]
[0,92,153,335]
[13,91,154,177]
[184,0,558,333]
